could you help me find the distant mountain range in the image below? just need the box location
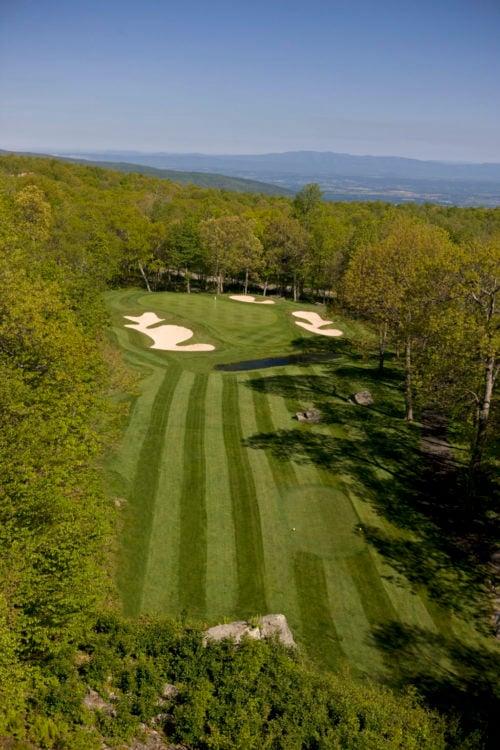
[4,148,500,206]
[55,149,500,180]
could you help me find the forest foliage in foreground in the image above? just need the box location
[0,154,498,748]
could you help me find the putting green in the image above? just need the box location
[105,289,489,679]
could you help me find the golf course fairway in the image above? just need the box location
[105,288,490,681]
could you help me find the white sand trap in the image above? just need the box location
[229,295,275,304]
[292,311,343,337]
[124,313,215,351]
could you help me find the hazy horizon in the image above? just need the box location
[5,146,500,168]
[1,1,499,163]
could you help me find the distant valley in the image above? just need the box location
[55,149,500,207]
[4,148,500,206]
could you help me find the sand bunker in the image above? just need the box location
[292,311,343,337]
[124,313,215,351]
[229,295,275,304]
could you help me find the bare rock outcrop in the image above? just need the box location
[203,614,296,648]
[83,687,116,717]
[203,620,261,645]
[160,683,179,700]
[259,614,296,647]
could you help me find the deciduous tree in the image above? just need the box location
[262,216,308,301]
[343,218,456,420]
[200,215,260,295]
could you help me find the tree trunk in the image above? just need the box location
[293,272,298,302]
[185,268,191,294]
[138,262,152,293]
[263,278,268,297]
[378,321,388,373]
[468,354,498,492]
[404,336,413,421]
[244,268,249,295]
[154,268,164,291]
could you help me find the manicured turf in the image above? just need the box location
[105,288,492,682]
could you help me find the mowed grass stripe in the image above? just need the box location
[262,368,351,502]
[264,365,395,669]
[243,366,361,656]
[243,368,375,668]
[139,370,195,615]
[204,375,238,619]
[300,368,406,657]
[250,371,298,488]
[121,364,183,617]
[107,366,166,498]
[294,551,348,672]
[222,377,267,616]
[322,558,387,676]
[345,549,400,626]
[284,483,383,671]
[263,365,332,490]
[219,301,283,348]
[239,373,300,625]
[300,364,437,637]
[344,483,439,633]
[178,374,208,617]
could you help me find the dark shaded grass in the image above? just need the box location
[361,527,488,622]
[120,365,182,616]
[294,551,347,672]
[222,378,268,615]
[345,550,399,627]
[373,621,500,749]
[247,363,403,419]
[244,366,491,627]
[178,374,208,617]
[251,376,297,488]
[243,425,487,624]
[243,359,499,744]
[289,334,376,358]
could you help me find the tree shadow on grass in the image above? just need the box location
[247,372,333,401]
[243,425,486,622]
[244,355,499,745]
[290,335,402,381]
[243,368,494,626]
[290,335,362,359]
[361,525,488,619]
[247,364,403,420]
[372,621,500,748]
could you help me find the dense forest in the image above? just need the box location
[0,153,498,749]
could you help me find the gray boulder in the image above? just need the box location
[351,390,374,406]
[260,614,296,647]
[296,408,322,423]
[203,621,260,645]
[203,614,296,648]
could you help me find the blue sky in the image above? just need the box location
[1,0,499,161]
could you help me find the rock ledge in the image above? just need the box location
[203,614,296,648]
